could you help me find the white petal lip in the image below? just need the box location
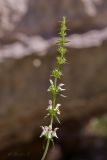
[56,103,61,108]
[40,126,46,137]
[58,83,66,91]
[57,111,60,114]
[41,126,45,130]
[47,88,50,92]
[40,133,43,137]
[52,128,59,138]
[52,132,58,138]
[54,128,59,131]
[59,83,64,86]
[56,104,61,114]
[49,100,52,105]
[56,117,60,123]
[59,87,66,91]
[49,79,53,85]
[60,94,67,97]
[47,105,52,110]
[47,100,53,110]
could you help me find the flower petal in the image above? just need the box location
[52,128,59,138]
[59,83,64,87]
[56,103,61,108]
[49,79,53,85]
[49,100,52,105]
[60,94,67,98]
[59,87,66,91]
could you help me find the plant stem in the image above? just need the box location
[41,139,50,160]
[50,116,53,126]
[53,78,57,108]
[40,17,68,160]
[41,78,57,160]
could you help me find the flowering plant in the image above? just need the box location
[40,17,68,160]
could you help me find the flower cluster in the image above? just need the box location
[40,17,68,160]
[48,79,65,95]
[40,125,58,139]
[46,100,61,123]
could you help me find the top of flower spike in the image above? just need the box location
[59,16,67,38]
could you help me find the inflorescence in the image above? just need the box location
[40,16,68,160]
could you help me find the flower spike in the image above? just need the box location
[40,17,69,160]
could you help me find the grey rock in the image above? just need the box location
[0,36,107,150]
[0,0,107,37]
[1,27,107,61]
[0,0,107,152]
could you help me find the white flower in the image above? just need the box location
[47,101,61,115]
[47,88,50,92]
[52,128,59,138]
[56,117,60,123]
[40,126,49,138]
[46,101,61,122]
[55,103,61,115]
[47,100,52,110]
[49,79,53,85]
[59,83,64,87]
[58,83,66,91]
[47,79,54,92]
[55,104,61,123]
[60,94,67,98]
[40,125,58,139]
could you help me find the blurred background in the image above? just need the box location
[0,0,107,159]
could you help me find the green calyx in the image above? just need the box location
[57,56,66,65]
[52,69,62,78]
[57,47,67,56]
[48,84,60,95]
[48,108,59,117]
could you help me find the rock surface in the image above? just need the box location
[0,0,107,38]
[0,35,107,152]
[1,27,107,61]
[0,0,107,156]
[0,0,28,38]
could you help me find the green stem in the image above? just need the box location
[41,139,50,160]
[40,17,67,160]
[50,116,53,126]
[53,78,57,108]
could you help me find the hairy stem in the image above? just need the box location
[41,139,50,160]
